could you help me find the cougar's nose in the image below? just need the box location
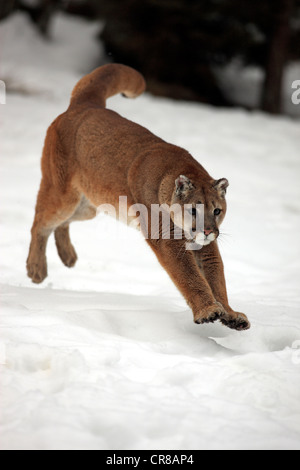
[204,229,213,236]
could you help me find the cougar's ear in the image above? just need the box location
[175,175,195,196]
[214,178,229,197]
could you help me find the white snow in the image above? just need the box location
[1,12,300,450]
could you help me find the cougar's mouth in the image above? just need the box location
[195,231,217,246]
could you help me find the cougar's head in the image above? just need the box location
[170,175,229,246]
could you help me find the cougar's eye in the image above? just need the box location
[214,208,221,216]
[191,208,197,217]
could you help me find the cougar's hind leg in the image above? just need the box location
[27,181,81,284]
[54,195,97,268]
[54,224,78,268]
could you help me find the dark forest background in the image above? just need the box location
[1,0,300,114]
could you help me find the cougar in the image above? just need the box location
[27,64,250,331]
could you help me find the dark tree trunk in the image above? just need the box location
[17,0,60,36]
[0,0,17,20]
[99,0,230,105]
[261,0,294,114]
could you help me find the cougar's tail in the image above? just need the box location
[70,64,146,108]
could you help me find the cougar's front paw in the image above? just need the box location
[221,311,251,331]
[194,302,226,325]
[27,258,48,284]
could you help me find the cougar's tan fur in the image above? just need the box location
[27,64,250,331]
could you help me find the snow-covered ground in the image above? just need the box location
[1,13,300,450]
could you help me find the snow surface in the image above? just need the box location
[1,13,300,450]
